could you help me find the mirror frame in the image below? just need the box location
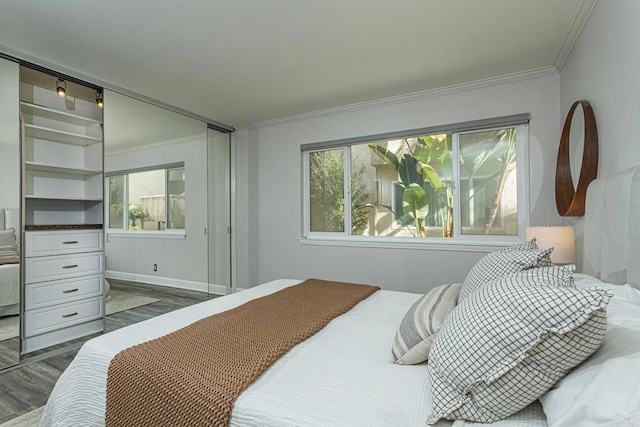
[555,100,599,216]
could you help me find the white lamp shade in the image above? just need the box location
[526,226,575,264]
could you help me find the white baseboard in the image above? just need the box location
[105,270,229,295]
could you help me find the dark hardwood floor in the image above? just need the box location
[0,280,213,425]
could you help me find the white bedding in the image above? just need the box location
[0,263,19,316]
[41,279,547,427]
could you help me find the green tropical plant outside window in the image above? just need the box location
[305,123,523,241]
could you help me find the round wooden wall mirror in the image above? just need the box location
[555,100,599,216]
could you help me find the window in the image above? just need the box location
[106,163,185,233]
[302,115,529,248]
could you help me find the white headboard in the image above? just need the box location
[583,165,640,287]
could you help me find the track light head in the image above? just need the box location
[56,79,66,97]
[96,91,103,108]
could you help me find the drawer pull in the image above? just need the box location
[62,312,78,318]
[63,288,79,294]
[62,264,78,269]
[62,240,79,244]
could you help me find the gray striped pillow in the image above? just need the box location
[392,283,461,365]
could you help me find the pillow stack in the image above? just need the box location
[423,240,612,424]
[391,239,552,366]
[0,228,19,265]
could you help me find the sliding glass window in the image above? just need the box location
[302,115,529,247]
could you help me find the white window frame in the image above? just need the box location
[300,118,530,252]
[105,163,187,240]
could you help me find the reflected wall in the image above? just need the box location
[0,57,20,368]
[103,90,211,293]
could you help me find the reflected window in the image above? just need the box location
[106,164,185,231]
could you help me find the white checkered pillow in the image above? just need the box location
[391,283,461,365]
[426,279,612,424]
[507,238,540,251]
[484,264,576,290]
[459,247,553,301]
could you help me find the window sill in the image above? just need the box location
[106,230,187,241]
[298,235,522,252]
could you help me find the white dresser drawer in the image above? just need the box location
[24,296,104,337]
[25,230,103,258]
[25,252,104,284]
[25,274,103,310]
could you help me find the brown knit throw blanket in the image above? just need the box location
[105,279,379,427]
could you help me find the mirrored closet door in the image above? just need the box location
[0,57,21,369]
[103,90,229,329]
[207,130,231,295]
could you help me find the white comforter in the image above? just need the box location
[40,279,547,427]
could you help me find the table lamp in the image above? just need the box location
[526,225,575,265]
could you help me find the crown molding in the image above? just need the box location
[239,66,559,130]
[554,0,599,71]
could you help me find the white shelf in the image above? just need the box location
[24,124,102,146]
[20,102,102,127]
[25,195,103,202]
[25,161,102,175]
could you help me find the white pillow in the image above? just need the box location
[0,228,16,248]
[427,276,612,424]
[391,283,461,365]
[540,283,640,427]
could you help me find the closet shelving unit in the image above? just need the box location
[20,69,105,353]
[21,100,104,227]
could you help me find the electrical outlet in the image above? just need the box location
[153,263,157,272]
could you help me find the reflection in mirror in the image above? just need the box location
[0,58,20,369]
[569,104,585,185]
[102,90,215,333]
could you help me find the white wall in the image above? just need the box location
[105,135,210,291]
[236,73,563,292]
[559,1,640,271]
[560,1,640,177]
[0,145,19,210]
[234,128,261,289]
[0,58,19,210]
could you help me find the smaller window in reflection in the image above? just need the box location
[106,165,185,232]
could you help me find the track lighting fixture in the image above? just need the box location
[56,79,67,97]
[96,91,104,108]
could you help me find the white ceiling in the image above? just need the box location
[0,0,594,129]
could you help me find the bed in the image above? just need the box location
[0,208,20,317]
[40,166,640,427]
